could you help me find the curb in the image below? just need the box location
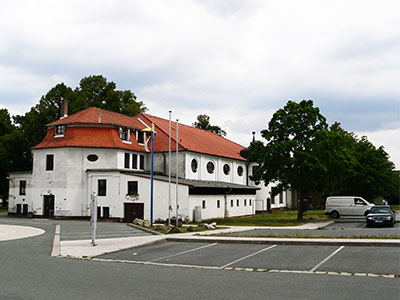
[127,223,164,235]
[166,236,400,247]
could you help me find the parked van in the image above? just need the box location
[324,196,374,218]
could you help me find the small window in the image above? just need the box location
[120,127,129,141]
[206,161,215,174]
[237,166,243,177]
[137,132,145,144]
[279,192,283,204]
[103,207,110,218]
[98,179,107,196]
[202,200,206,209]
[139,155,145,170]
[19,181,26,195]
[244,199,247,206]
[272,196,275,204]
[355,198,366,205]
[191,159,198,173]
[97,206,102,218]
[231,199,234,207]
[55,125,65,136]
[124,153,130,169]
[46,154,54,171]
[217,200,220,208]
[127,181,138,195]
[132,154,138,169]
[237,199,239,207]
[249,199,252,206]
[87,154,98,162]
[223,164,230,175]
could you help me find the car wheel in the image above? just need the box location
[330,211,340,219]
[390,220,394,227]
[366,222,372,228]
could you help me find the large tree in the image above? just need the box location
[249,100,328,220]
[193,114,227,137]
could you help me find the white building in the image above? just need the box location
[8,107,287,222]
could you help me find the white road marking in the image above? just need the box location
[310,246,345,272]
[51,224,61,257]
[150,242,218,262]
[221,244,277,268]
[359,224,367,229]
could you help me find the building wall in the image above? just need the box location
[8,172,32,213]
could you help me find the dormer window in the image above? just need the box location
[55,125,65,136]
[137,131,145,144]
[119,127,130,142]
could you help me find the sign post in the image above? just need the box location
[90,192,97,246]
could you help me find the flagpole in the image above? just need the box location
[150,122,154,227]
[168,111,172,226]
[176,119,179,227]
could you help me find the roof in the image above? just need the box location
[48,107,145,129]
[140,113,246,161]
[34,108,246,161]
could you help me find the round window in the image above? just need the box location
[191,158,198,173]
[223,164,230,175]
[237,166,243,176]
[206,161,215,174]
[87,154,99,162]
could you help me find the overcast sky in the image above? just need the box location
[0,0,399,168]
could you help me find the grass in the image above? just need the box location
[0,208,7,213]
[391,205,400,211]
[206,209,329,227]
[150,224,227,234]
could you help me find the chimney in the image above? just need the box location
[60,99,68,119]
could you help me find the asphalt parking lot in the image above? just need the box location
[97,241,400,277]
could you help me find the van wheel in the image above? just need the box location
[330,211,340,219]
[364,210,370,216]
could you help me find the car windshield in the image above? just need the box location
[370,207,390,213]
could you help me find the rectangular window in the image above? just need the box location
[124,153,130,169]
[244,199,247,206]
[252,165,259,176]
[272,196,275,204]
[98,179,107,196]
[139,155,145,170]
[137,132,145,144]
[46,154,54,171]
[237,199,240,207]
[132,154,138,169]
[120,127,129,141]
[249,199,252,206]
[202,200,206,209]
[279,192,283,204]
[55,125,65,136]
[217,200,220,208]
[127,181,138,195]
[19,180,26,195]
[231,199,233,207]
[97,206,102,218]
[103,207,110,218]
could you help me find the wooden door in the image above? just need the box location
[43,195,55,218]
[123,203,144,223]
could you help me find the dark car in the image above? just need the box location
[366,205,396,227]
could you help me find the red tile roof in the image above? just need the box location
[140,113,245,161]
[34,107,246,161]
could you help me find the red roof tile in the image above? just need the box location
[140,114,245,161]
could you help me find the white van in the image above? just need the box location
[324,196,374,218]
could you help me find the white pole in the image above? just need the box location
[90,192,97,246]
[168,111,172,226]
[176,119,179,227]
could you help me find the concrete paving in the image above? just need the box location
[0,224,45,241]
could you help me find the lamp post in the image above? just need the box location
[143,122,156,227]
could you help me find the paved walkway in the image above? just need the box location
[0,224,45,241]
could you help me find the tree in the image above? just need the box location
[193,114,227,137]
[249,100,328,220]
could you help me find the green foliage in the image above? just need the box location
[250,100,398,218]
[193,114,227,137]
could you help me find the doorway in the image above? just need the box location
[43,195,55,218]
[123,203,144,223]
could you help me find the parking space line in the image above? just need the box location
[310,246,345,272]
[149,243,218,262]
[359,224,366,229]
[221,244,277,268]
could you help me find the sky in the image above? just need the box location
[0,0,399,168]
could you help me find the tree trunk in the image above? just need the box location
[297,190,303,221]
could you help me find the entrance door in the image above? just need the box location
[43,195,55,218]
[123,203,144,223]
[23,204,28,214]
[16,204,22,214]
